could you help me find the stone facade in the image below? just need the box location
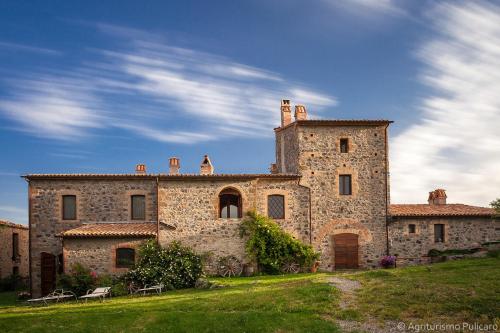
[25,100,498,297]
[388,216,500,266]
[275,121,390,269]
[0,220,29,278]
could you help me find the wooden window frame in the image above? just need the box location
[339,175,352,196]
[219,189,242,219]
[434,224,445,243]
[115,248,135,269]
[267,194,285,220]
[62,195,77,220]
[131,195,146,220]
[408,224,416,234]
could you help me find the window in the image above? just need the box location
[340,138,349,153]
[434,224,445,243]
[339,175,352,195]
[131,195,146,220]
[268,195,285,219]
[13,266,19,276]
[12,233,19,261]
[116,248,135,268]
[408,224,416,234]
[62,195,76,220]
[219,188,242,218]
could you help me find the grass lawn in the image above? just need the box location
[0,257,498,332]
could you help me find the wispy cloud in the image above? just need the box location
[322,0,406,18]
[391,1,500,206]
[0,25,337,143]
[0,41,61,56]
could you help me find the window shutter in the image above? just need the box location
[63,195,76,220]
[131,195,146,220]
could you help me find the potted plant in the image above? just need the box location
[379,255,396,268]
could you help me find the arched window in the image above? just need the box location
[267,195,285,219]
[219,188,242,218]
[116,248,135,268]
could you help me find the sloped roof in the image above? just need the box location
[61,223,157,238]
[0,219,28,230]
[23,173,300,180]
[390,204,494,217]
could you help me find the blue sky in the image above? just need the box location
[1,0,499,224]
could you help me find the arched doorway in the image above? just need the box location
[333,233,358,269]
[219,188,242,218]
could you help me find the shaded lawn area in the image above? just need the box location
[350,257,500,323]
[0,274,341,333]
[0,292,19,308]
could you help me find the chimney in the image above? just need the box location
[200,155,214,175]
[169,157,180,175]
[428,189,447,205]
[294,104,307,121]
[135,164,146,175]
[281,99,292,127]
[269,163,278,174]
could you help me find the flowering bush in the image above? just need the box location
[379,255,396,268]
[57,263,97,296]
[239,211,319,274]
[124,240,203,290]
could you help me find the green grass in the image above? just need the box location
[350,257,500,323]
[0,258,498,332]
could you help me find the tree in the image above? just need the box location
[490,198,500,217]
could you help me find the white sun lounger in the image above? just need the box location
[27,289,77,305]
[135,283,164,296]
[79,287,111,302]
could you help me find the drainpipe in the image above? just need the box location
[156,176,160,245]
[384,124,390,256]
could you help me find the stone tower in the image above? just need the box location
[275,100,392,269]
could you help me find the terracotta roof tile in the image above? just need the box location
[61,223,156,238]
[23,173,300,180]
[390,204,494,217]
[0,219,28,230]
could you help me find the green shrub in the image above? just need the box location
[0,274,27,292]
[428,248,480,257]
[57,263,97,296]
[239,211,319,274]
[487,250,500,258]
[124,240,203,290]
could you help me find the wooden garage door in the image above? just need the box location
[333,233,359,269]
[41,252,56,296]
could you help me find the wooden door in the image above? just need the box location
[333,233,359,269]
[41,252,56,296]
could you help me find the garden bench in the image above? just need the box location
[135,283,164,296]
[79,287,111,302]
[27,289,78,306]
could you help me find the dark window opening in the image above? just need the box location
[434,224,445,243]
[219,188,242,218]
[62,195,76,220]
[268,195,285,219]
[340,138,349,153]
[339,175,352,195]
[116,248,135,268]
[13,266,19,276]
[408,224,416,234]
[12,233,19,261]
[131,195,146,220]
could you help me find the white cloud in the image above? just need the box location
[391,1,500,206]
[323,0,406,17]
[0,26,337,144]
[0,41,61,56]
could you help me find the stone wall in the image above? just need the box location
[63,237,150,275]
[276,123,389,269]
[388,216,500,265]
[0,221,29,278]
[158,177,309,273]
[29,178,157,296]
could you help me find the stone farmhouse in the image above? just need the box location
[0,219,29,279]
[24,100,499,296]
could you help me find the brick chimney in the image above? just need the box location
[169,157,180,175]
[269,163,278,174]
[200,155,214,175]
[428,189,447,205]
[281,99,292,127]
[135,164,146,175]
[294,104,307,121]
